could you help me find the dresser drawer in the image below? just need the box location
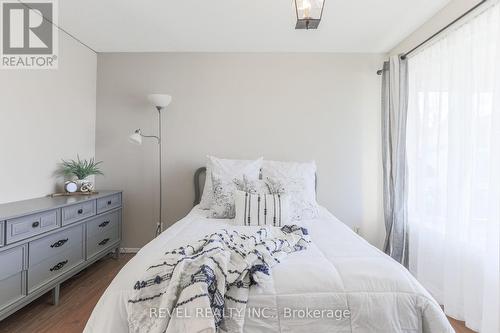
[0,246,25,281]
[27,243,84,293]
[87,210,120,238]
[61,200,96,226]
[6,210,60,244]
[0,221,4,247]
[0,246,26,311]
[29,224,84,267]
[86,226,119,259]
[96,193,121,214]
[0,272,25,311]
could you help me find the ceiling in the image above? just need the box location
[59,0,450,53]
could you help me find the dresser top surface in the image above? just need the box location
[0,191,122,220]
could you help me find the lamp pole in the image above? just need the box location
[129,94,171,238]
[156,106,163,237]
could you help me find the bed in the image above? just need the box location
[84,168,453,333]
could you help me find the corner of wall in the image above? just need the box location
[389,0,483,56]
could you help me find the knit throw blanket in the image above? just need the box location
[127,225,311,333]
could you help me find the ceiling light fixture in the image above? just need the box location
[294,0,325,30]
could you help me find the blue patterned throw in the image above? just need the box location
[127,225,311,333]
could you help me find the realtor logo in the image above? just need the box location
[1,0,58,69]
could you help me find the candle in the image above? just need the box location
[303,0,311,18]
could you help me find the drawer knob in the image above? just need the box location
[98,221,110,228]
[77,209,83,214]
[50,260,68,272]
[32,221,40,228]
[50,238,69,248]
[107,200,112,205]
[98,238,110,246]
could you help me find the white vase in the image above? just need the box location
[76,178,93,192]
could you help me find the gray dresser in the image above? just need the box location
[0,190,122,321]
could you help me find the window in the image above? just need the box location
[406,3,500,332]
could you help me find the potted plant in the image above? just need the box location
[60,156,103,192]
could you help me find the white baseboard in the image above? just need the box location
[120,247,140,253]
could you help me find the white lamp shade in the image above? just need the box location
[128,132,142,145]
[147,94,172,108]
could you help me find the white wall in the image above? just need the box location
[96,53,385,249]
[390,0,483,55]
[0,33,97,203]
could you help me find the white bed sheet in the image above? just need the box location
[84,206,453,333]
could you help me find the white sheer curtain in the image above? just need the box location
[406,2,500,333]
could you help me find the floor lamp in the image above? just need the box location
[129,94,172,237]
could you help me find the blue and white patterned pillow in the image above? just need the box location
[234,190,290,227]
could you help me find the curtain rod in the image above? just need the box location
[377,0,488,75]
[401,0,487,60]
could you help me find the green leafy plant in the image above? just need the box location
[59,155,103,180]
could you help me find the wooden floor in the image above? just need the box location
[448,316,477,333]
[0,253,476,333]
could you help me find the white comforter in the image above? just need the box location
[84,206,453,333]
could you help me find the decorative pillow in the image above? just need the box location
[262,176,287,195]
[234,190,290,227]
[199,156,263,209]
[261,160,319,220]
[210,175,259,219]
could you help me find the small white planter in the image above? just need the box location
[76,178,94,192]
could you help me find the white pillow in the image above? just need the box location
[210,175,260,219]
[261,160,319,220]
[199,155,263,210]
[234,190,290,226]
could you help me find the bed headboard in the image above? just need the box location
[193,167,318,207]
[193,167,207,206]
